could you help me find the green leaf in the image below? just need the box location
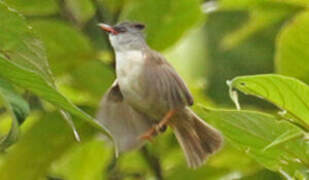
[0,79,29,151]
[51,139,112,180]
[276,0,309,7]
[64,0,96,25]
[231,74,309,129]
[275,11,309,83]
[240,169,283,180]
[99,0,126,14]
[219,0,304,10]
[4,0,59,16]
[199,108,309,178]
[221,8,295,49]
[0,55,109,136]
[0,2,110,136]
[0,2,53,83]
[30,20,94,75]
[119,0,204,50]
[71,60,115,97]
[0,112,97,180]
[219,0,266,10]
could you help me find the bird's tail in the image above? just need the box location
[170,108,223,168]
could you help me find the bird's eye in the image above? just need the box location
[114,26,127,33]
[133,23,145,30]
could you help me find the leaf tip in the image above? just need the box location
[227,80,241,110]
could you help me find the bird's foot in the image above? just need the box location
[138,109,176,142]
[138,127,157,141]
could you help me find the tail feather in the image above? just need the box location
[171,108,223,168]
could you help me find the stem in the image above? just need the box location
[140,146,163,180]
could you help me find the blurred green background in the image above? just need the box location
[0,0,309,179]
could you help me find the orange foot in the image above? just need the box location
[138,109,177,142]
[138,127,156,141]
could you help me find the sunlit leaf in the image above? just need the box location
[275,11,309,83]
[30,20,94,75]
[221,8,295,49]
[0,2,53,83]
[0,2,110,136]
[0,55,108,136]
[0,79,29,151]
[240,169,282,180]
[51,138,111,180]
[205,11,275,104]
[119,0,204,50]
[231,74,309,129]
[276,0,309,7]
[64,0,96,25]
[0,112,97,180]
[4,0,59,16]
[200,108,309,178]
[219,0,304,10]
[71,60,115,97]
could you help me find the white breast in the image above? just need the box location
[115,50,145,95]
[116,50,145,71]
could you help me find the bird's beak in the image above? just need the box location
[98,23,118,35]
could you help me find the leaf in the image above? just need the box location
[30,20,94,75]
[219,0,303,10]
[119,0,204,50]
[0,79,29,151]
[0,112,97,180]
[219,0,265,10]
[71,60,115,97]
[231,74,309,129]
[263,128,303,151]
[240,169,283,180]
[51,139,112,180]
[221,8,295,49]
[204,11,275,104]
[275,11,309,83]
[0,55,109,136]
[276,0,309,7]
[4,0,59,16]
[64,0,96,25]
[199,107,309,178]
[0,2,53,83]
[0,2,110,136]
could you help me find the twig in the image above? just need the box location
[140,146,163,180]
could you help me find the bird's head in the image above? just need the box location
[98,22,147,51]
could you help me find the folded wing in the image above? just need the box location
[143,49,194,109]
[96,80,155,154]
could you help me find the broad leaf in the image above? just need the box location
[51,139,111,180]
[4,0,59,16]
[0,55,109,135]
[71,60,115,97]
[230,74,309,129]
[221,7,295,49]
[0,2,53,83]
[0,79,29,151]
[276,0,309,7]
[119,0,204,50]
[0,2,110,136]
[219,0,304,10]
[0,112,97,180]
[275,11,309,83]
[200,108,309,178]
[30,20,94,75]
[64,0,96,25]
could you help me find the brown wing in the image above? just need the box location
[143,49,194,109]
[96,80,155,154]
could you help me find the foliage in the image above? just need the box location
[0,0,308,179]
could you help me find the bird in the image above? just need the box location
[97,21,223,168]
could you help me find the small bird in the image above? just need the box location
[97,22,223,168]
